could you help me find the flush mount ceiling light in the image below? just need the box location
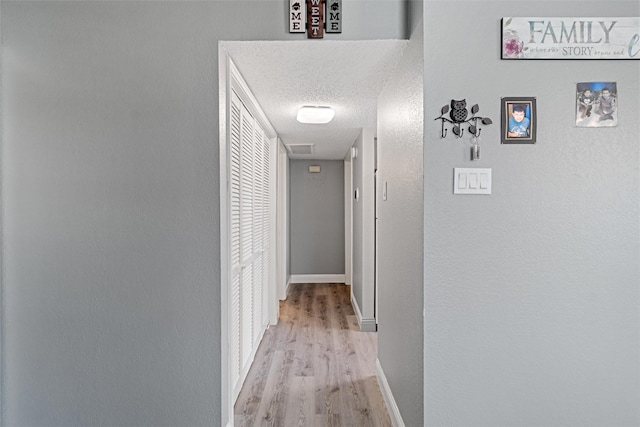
[296,106,335,124]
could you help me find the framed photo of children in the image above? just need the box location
[576,82,618,127]
[501,97,537,144]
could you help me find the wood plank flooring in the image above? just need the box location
[234,283,392,427]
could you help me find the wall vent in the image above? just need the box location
[286,144,314,155]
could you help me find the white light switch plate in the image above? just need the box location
[454,168,492,195]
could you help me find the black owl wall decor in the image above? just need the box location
[450,99,468,122]
[435,99,493,139]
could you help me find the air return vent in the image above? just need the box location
[286,144,314,155]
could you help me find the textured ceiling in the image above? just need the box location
[222,40,408,159]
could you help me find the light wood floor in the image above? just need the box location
[234,283,392,427]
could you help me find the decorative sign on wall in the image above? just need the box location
[290,0,342,38]
[502,17,640,59]
[290,0,305,33]
[326,0,342,33]
[307,0,324,38]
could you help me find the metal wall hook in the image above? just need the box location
[440,120,448,138]
[435,99,492,141]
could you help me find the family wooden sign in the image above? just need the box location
[290,0,342,39]
[502,17,640,59]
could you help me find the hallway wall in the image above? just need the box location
[0,2,407,426]
[290,160,345,276]
[423,2,640,426]
[277,140,291,299]
[351,128,376,330]
[376,1,424,424]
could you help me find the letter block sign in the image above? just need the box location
[307,0,324,38]
[290,0,305,33]
[326,0,342,33]
[289,0,342,38]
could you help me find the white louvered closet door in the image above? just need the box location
[230,87,273,399]
[229,91,242,390]
[261,130,271,329]
[252,124,265,345]
[239,100,255,370]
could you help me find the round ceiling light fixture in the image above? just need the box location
[296,106,335,124]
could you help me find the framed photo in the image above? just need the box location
[575,82,618,127]
[501,97,537,144]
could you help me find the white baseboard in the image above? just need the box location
[289,274,345,284]
[285,276,292,297]
[350,290,377,332]
[376,359,406,427]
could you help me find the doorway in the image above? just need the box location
[219,39,409,426]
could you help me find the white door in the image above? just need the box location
[252,124,265,346]
[229,91,243,391]
[229,88,272,399]
[239,99,255,371]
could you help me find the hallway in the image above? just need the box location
[234,283,391,427]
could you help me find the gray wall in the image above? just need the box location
[351,128,376,324]
[290,160,345,275]
[423,2,640,426]
[376,1,423,425]
[344,153,353,285]
[286,156,291,283]
[0,2,406,426]
[275,140,290,300]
